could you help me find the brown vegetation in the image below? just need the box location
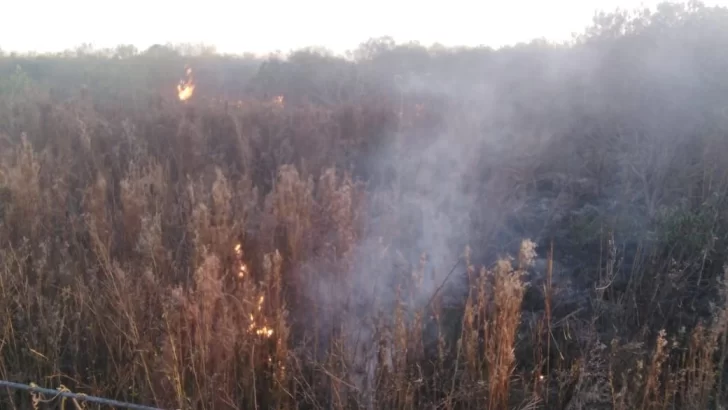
[2,2,728,409]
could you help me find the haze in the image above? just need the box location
[5,0,727,55]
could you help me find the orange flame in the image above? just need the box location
[272,95,284,108]
[177,66,195,101]
[256,326,274,337]
[234,245,274,339]
[248,312,274,338]
[234,243,248,278]
[238,263,248,278]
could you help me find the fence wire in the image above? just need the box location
[0,380,167,410]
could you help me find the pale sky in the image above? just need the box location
[2,0,727,55]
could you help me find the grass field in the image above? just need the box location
[2,2,728,409]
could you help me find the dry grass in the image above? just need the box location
[3,12,728,406]
[0,91,727,410]
[1,96,727,410]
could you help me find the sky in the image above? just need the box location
[3,0,728,56]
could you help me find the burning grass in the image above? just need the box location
[0,89,725,410]
[177,66,195,101]
[3,6,728,407]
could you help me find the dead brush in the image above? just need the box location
[158,246,289,410]
[601,264,728,410]
[84,170,112,257]
[488,247,529,409]
[7,40,728,410]
[268,164,314,264]
[456,240,530,409]
[1,132,42,242]
[676,265,728,409]
[119,158,165,256]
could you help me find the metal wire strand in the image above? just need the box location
[0,380,167,410]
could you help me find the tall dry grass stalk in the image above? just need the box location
[458,240,530,408]
[488,247,529,409]
[2,133,42,241]
[270,164,314,263]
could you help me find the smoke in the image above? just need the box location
[299,89,497,407]
[292,2,728,404]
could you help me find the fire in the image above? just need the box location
[272,95,284,108]
[256,326,274,337]
[177,66,195,101]
[234,243,247,278]
[248,311,274,338]
[234,245,274,339]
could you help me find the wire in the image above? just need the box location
[0,380,167,410]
